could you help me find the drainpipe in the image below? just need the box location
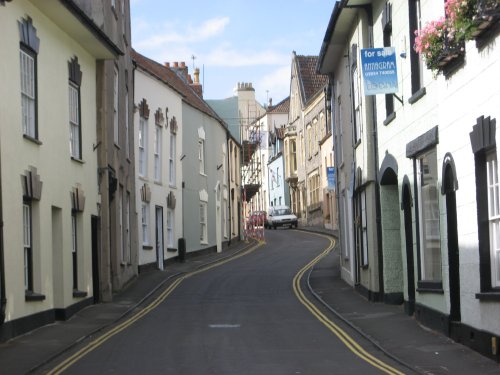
[227,130,232,246]
[0,140,6,324]
[346,2,385,300]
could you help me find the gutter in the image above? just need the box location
[316,0,346,74]
[227,130,232,246]
[60,0,124,57]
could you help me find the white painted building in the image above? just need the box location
[319,0,500,362]
[132,51,184,270]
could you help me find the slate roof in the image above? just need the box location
[268,96,290,114]
[295,55,328,105]
[131,49,224,124]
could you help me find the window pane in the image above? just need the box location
[23,204,30,247]
[418,149,441,281]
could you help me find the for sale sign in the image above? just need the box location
[360,47,398,96]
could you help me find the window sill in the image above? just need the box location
[200,172,207,177]
[475,291,500,302]
[383,112,396,126]
[138,175,149,182]
[71,157,85,164]
[167,247,177,252]
[169,184,177,189]
[142,245,153,250]
[417,280,444,294]
[408,87,426,105]
[154,180,162,186]
[73,290,88,298]
[25,291,46,301]
[23,134,42,145]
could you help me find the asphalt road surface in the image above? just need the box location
[44,230,406,375]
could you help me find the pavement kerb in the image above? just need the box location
[304,249,422,375]
[297,227,422,374]
[27,239,259,374]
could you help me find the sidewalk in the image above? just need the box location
[0,228,499,374]
[302,226,500,374]
[0,239,255,374]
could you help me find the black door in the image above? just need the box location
[403,184,415,315]
[447,190,461,322]
[91,215,100,303]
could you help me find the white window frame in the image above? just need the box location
[199,139,205,174]
[125,192,131,263]
[139,116,147,177]
[125,89,130,158]
[154,125,162,182]
[113,67,119,145]
[487,151,500,287]
[169,132,176,186]
[23,202,32,291]
[417,148,442,282]
[20,49,36,138]
[119,186,124,262]
[352,65,361,144]
[142,202,150,245]
[68,82,81,159]
[200,202,207,243]
[167,208,174,248]
[223,198,227,239]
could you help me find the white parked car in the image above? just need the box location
[267,206,298,229]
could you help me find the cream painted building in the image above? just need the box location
[0,0,120,340]
[132,51,183,270]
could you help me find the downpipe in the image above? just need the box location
[0,143,6,325]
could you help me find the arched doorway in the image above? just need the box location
[442,153,460,322]
[402,176,415,315]
[379,153,403,304]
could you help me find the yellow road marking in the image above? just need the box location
[47,241,264,375]
[292,232,405,375]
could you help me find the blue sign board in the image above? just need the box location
[327,167,336,192]
[360,47,398,95]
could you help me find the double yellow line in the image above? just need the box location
[47,241,264,375]
[292,233,404,375]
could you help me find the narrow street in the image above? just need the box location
[40,230,404,375]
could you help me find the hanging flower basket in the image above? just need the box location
[435,39,465,69]
[471,0,500,38]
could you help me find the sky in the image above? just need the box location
[130,0,335,105]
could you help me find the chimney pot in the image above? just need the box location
[165,62,170,68]
[180,61,186,68]
[173,62,179,68]
[194,68,200,84]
